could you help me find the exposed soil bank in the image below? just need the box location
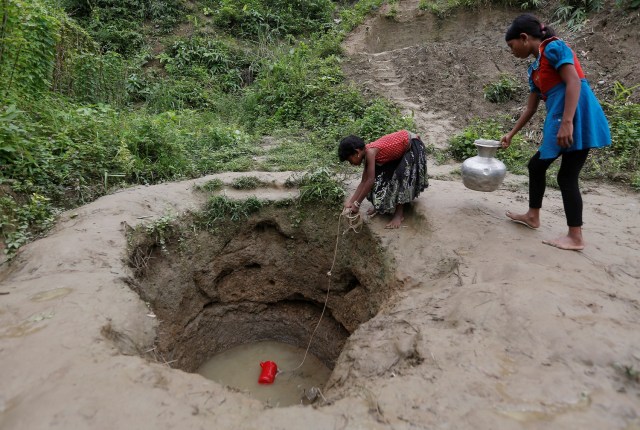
[125,201,397,372]
[342,2,640,147]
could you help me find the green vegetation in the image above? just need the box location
[1,0,638,258]
[588,82,640,188]
[231,176,265,189]
[288,168,346,205]
[205,0,334,40]
[483,74,521,103]
[199,195,263,227]
[194,178,224,192]
[144,213,177,253]
[552,0,604,30]
[62,0,185,55]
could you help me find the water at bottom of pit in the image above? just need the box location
[197,340,332,407]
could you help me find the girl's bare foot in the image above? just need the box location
[506,210,540,229]
[542,236,585,251]
[367,208,376,216]
[542,227,584,250]
[385,204,404,229]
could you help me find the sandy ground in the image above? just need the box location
[1,167,639,430]
[2,2,640,429]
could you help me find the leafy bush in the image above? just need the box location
[63,0,184,55]
[144,77,219,112]
[0,193,56,256]
[0,99,121,205]
[243,43,356,131]
[116,110,259,182]
[587,82,640,188]
[159,36,255,92]
[288,168,346,205]
[483,74,521,103]
[0,0,61,97]
[205,0,335,40]
[553,0,605,30]
[337,0,385,31]
[66,52,129,105]
[242,40,412,143]
[351,99,415,143]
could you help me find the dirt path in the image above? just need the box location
[2,3,640,429]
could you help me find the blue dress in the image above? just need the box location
[528,39,611,159]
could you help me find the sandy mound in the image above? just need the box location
[1,168,639,429]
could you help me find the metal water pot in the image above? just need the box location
[461,139,507,192]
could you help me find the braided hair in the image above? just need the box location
[505,14,556,41]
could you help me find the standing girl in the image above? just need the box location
[501,14,611,250]
[338,130,428,228]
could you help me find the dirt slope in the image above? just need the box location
[1,2,640,430]
[342,1,640,147]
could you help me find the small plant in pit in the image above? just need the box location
[144,213,176,253]
[613,362,640,383]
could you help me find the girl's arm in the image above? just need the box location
[501,92,540,148]
[557,64,581,148]
[346,149,377,213]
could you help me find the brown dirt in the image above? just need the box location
[125,202,397,371]
[342,1,640,148]
[1,3,640,430]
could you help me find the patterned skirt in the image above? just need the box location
[367,137,429,214]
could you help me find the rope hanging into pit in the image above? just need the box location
[278,210,362,375]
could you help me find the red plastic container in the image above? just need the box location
[258,361,278,384]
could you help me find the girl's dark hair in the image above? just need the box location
[338,135,365,161]
[505,14,556,41]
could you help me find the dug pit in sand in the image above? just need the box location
[122,197,399,404]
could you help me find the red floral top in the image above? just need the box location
[366,130,410,164]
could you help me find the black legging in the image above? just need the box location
[528,149,590,227]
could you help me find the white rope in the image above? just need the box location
[279,210,362,375]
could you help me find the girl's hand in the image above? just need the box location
[349,200,360,215]
[500,134,513,149]
[343,201,357,215]
[557,120,574,148]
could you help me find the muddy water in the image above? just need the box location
[197,341,331,407]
